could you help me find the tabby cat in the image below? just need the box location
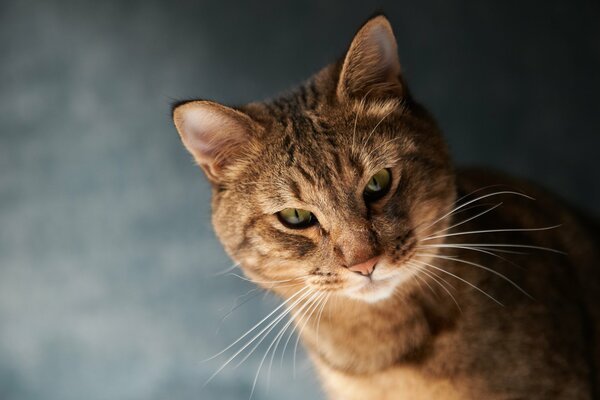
[172,15,600,400]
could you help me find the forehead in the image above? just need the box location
[272,103,404,161]
[252,108,408,211]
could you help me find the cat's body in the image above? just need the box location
[173,15,600,399]
[305,169,600,399]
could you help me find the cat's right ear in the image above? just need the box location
[172,100,258,182]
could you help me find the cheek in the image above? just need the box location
[409,185,455,239]
[371,193,412,249]
[234,223,326,279]
[258,224,320,259]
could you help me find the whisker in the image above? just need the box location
[292,292,328,378]
[308,291,331,350]
[225,273,303,285]
[406,264,438,297]
[253,291,323,397]
[417,190,535,236]
[415,252,533,299]
[211,262,241,277]
[417,244,525,269]
[410,258,504,306]
[233,290,318,370]
[421,243,565,254]
[216,288,261,334]
[360,108,395,155]
[203,288,313,387]
[364,135,405,162]
[280,291,325,369]
[315,293,330,347]
[351,87,381,156]
[417,243,530,255]
[351,92,370,155]
[422,225,562,242]
[203,286,309,363]
[426,203,503,238]
[453,184,515,205]
[406,262,462,312]
[265,308,304,390]
[417,266,457,290]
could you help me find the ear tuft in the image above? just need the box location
[173,100,257,182]
[337,15,403,102]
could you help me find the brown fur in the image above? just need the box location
[173,15,600,399]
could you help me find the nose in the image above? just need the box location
[348,256,380,276]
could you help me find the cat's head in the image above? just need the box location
[173,16,455,303]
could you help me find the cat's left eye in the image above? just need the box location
[277,208,316,229]
[363,169,391,202]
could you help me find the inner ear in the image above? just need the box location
[337,15,403,101]
[172,100,259,182]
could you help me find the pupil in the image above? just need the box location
[294,209,299,221]
[371,177,380,191]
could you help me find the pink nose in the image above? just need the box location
[348,256,379,276]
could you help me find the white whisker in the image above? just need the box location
[417,244,525,269]
[421,243,565,254]
[225,273,303,285]
[233,290,317,370]
[410,258,504,306]
[406,264,437,297]
[364,135,405,161]
[426,203,503,238]
[315,293,330,347]
[252,291,323,398]
[292,291,328,378]
[360,108,395,156]
[407,262,462,312]
[422,225,561,242]
[279,290,325,369]
[454,184,513,205]
[351,95,366,155]
[211,262,241,277]
[203,286,309,363]
[417,190,534,236]
[216,288,261,333]
[416,252,533,299]
[203,287,313,387]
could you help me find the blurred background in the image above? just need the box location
[1,0,599,399]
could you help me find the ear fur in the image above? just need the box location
[337,15,403,101]
[172,100,258,182]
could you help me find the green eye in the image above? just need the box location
[363,169,391,201]
[277,208,316,229]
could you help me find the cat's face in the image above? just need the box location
[173,16,455,303]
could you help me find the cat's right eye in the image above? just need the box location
[277,208,316,229]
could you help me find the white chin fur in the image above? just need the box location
[343,268,417,303]
[345,281,398,303]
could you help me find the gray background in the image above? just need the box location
[1,1,599,399]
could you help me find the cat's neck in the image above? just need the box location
[284,281,459,375]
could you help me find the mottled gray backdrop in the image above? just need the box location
[1,1,599,399]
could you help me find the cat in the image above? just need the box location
[172,15,600,400]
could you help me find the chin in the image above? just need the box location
[343,268,415,304]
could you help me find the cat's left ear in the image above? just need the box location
[172,100,259,182]
[337,15,403,101]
